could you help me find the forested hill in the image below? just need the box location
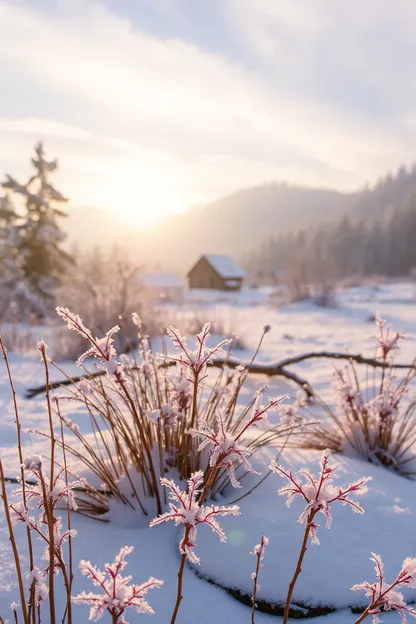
[66,164,416,272]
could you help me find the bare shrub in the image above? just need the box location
[283,250,337,306]
[0,302,40,353]
[0,323,35,353]
[51,246,156,360]
[299,317,416,476]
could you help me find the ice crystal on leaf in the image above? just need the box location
[72,546,163,622]
[16,462,84,517]
[352,553,416,623]
[270,450,371,544]
[56,307,93,341]
[278,391,306,426]
[56,307,126,383]
[36,340,50,360]
[167,366,192,412]
[187,410,259,488]
[10,501,76,572]
[10,460,79,575]
[188,393,288,488]
[251,535,269,590]
[166,323,230,376]
[149,471,239,564]
[375,315,404,361]
[27,567,48,607]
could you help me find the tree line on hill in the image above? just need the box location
[3,142,416,319]
[243,196,416,289]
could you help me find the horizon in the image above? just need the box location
[2,1,416,225]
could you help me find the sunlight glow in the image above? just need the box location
[71,159,194,226]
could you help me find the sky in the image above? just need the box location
[1,0,416,224]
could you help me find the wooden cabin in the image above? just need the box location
[187,254,245,291]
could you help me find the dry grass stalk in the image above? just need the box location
[298,317,416,476]
[45,310,305,517]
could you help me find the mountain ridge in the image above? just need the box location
[64,164,416,273]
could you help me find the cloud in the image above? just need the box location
[0,0,415,223]
[227,0,416,117]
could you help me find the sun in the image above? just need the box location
[108,185,187,226]
[83,160,192,226]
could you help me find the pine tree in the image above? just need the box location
[2,142,72,312]
[0,193,23,316]
[0,193,17,242]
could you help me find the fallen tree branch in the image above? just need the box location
[223,352,416,373]
[271,351,416,370]
[25,351,415,400]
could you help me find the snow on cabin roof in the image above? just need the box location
[138,273,185,289]
[203,254,245,279]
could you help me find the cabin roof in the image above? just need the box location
[189,254,245,279]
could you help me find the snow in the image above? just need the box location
[138,273,185,290]
[184,285,267,306]
[202,253,245,279]
[0,280,416,622]
[194,449,416,611]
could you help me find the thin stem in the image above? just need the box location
[251,536,267,624]
[39,348,56,624]
[353,608,371,624]
[0,461,29,624]
[0,338,35,616]
[170,526,190,624]
[181,373,199,480]
[120,384,162,514]
[282,512,315,624]
[58,408,72,624]
[169,458,222,624]
[38,472,56,624]
[353,575,405,624]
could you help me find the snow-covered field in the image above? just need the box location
[1,282,415,623]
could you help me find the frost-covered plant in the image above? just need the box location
[0,339,78,624]
[9,459,78,620]
[150,471,239,565]
[72,546,163,623]
[49,310,302,516]
[271,450,371,623]
[352,553,416,623]
[166,323,231,378]
[153,307,249,350]
[56,307,126,384]
[188,393,288,488]
[300,317,416,477]
[52,245,149,361]
[250,535,268,624]
[271,450,370,545]
[150,391,283,624]
[150,466,239,623]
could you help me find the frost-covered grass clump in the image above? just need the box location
[299,316,416,478]
[43,308,302,517]
[1,309,416,623]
